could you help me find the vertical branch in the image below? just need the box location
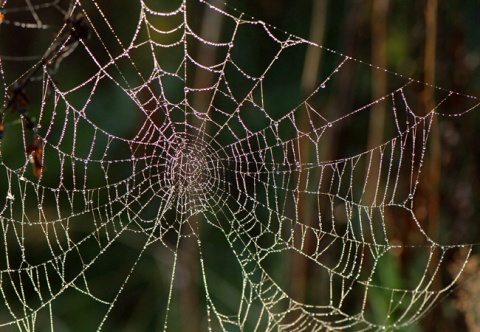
[423,0,442,328]
[182,3,225,332]
[363,2,394,321]
[292,0,328,303]
[300,1,328,94]
[192,2,225,118]
[424,0,440,257]
[364,0,389,205]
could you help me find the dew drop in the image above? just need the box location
[327,122,332,128]
[320,83,326,89]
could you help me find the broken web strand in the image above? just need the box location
[0,0,479,331]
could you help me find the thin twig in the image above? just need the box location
[0,12,90,137]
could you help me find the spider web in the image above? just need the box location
[0,0,479,331]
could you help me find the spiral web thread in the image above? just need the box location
[0,0,479,331]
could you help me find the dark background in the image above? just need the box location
[1,0,480,331]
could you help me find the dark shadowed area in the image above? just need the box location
[1,0,480,331]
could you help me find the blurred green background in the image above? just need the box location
[1,0,480,331]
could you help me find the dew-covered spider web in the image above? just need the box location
[1,0,480,331]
